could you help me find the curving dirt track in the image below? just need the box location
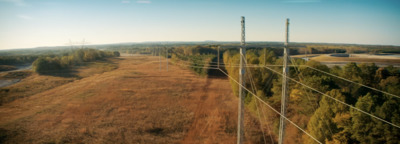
[0,55,266,143]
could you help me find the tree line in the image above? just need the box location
[168,45,216,76]
[33,49,120,74]
[0,56,38,65]
[223,48,400,143]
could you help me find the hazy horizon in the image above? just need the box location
[3,40,400,51]
[1,0,399,50]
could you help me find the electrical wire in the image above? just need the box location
[263,65,400,129]
[289,58,335,138]
[218,68,323,144]
[305,65,400,99]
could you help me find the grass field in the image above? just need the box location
[311,54,400,64]
[291,54,400,67]
[0,58,119,105]
[0,55,269,143]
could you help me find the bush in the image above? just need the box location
[32,57,63,74]
[32,49,119,74]
[113,51,120,57]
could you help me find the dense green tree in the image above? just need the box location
[330,65,342,76]
[113,51,120,57]
[351,93,381,143]
[385,65,400,77]
[32,57,62,74]
[375,67,390,81]
[298,60,330,77]
[359,63,378,86]
[351,93,400,143]
[32,49,119,74]
[304,89,349,144]
[221,48,400,143]
[0,55,38,65]
[341,62,361,81]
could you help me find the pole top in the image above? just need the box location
[241,16,245,20]
[286,18,290,24]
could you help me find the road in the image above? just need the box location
[0,64,32,88]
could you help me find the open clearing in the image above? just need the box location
[292,54,400,67]
[0,55,266,143]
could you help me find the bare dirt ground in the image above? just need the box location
[0,55,267,143]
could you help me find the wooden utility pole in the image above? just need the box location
[217,46,220,68]
[305,48,308,61]
[166,47,168,71]
[279,18,290,144]
[238,16,246,144]
[264,48,266,66]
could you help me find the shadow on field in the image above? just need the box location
[38,69,78,78]
[207,57,227,79]
[37,58,120,78]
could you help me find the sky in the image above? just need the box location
[0,0,399,49]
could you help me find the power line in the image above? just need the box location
[257,98,275,144]
[305,65,400,99]
[171,62,220,70]
[170,60,303,67]
[218,68,323,144]
[290,58,335,139]
[263,65,400,129]
[171,57,288,67]
[254,95,268,144]
[243,54,267,144]
[219,65,304,68]
[164,44,400,138]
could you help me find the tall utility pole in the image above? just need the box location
[279,18,290,144]
[166,47,169,71]
[305,48,308,61]
[217,46,220,68]
[81,39,85,49]
[264,48,266,66]
[238,16,246,144]
[159,47,161,71]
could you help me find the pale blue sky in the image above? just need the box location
[0,0,399,49]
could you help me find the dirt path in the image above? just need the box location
[0,55,265,143]
[182,77,238,143]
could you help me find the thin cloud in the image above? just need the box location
[283,0,321,3]
[17,14,33,20]
[136,0,151,4]
[0,0,28,6]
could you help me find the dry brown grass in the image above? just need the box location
[0,55,267,143]
[0,58,119,105]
